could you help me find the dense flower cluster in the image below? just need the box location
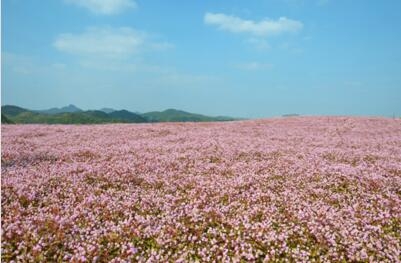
[1,117,401,262]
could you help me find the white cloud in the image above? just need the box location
[54,27,172,60]
[234,62,273,71]
[65,0,136,15]
[204,12,303,37]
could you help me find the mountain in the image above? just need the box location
[8,111,113,124]
[1,105,29,116]
[37,104,82,115]
[1,105,238,124]
[99,108,116,114]
[109,110,147,123]
[141,108,236,122]
[7,110,146,124]
[1,114,14,124]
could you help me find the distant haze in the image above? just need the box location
[2,0,401,118]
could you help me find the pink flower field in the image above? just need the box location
[1,117,401,262]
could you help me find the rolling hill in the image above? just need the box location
[1,105,29,117]
[1,114,14,124]
[142,109,236,122]
[108,110,147,123]
[99,108,116,114]
[35,104,83,115]
[1,105,238,124]
[8,111,114,124]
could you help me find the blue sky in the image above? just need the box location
[2,0,401,118]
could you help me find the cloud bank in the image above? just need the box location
[204,12,303,37]
[54,27,171,60]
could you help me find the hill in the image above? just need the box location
[9,111,114,124]
[1,105,30,117]
[36,104,82,115]
[142,109,236,122]
[109,110,147,123]
[1,114,14,124]
[1,106,138,124]
[1,105,237,124]
[99,108,116,114]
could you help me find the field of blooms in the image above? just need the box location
[1,117,401,262]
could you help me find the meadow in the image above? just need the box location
[1,117,400,262]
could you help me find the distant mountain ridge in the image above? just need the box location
[36,104,83,114]
[142,109,235,122]
[99,108,116,114]
[1,105,238,124]
[108,110,147,123]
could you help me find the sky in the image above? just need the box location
[1,0,401,118]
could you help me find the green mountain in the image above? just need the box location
[36,104,82,115]
[1,114,14,124]
[1,105,29,117]
[1,105,238,124]
[99,108,116,114]
[1,106,132,124]
[109,110,147,123]
[9,111,115,124]
[142,109,236,122]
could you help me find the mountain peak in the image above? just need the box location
[36,104,83,115]
[64,104,81,111]
[100,107,116,114]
